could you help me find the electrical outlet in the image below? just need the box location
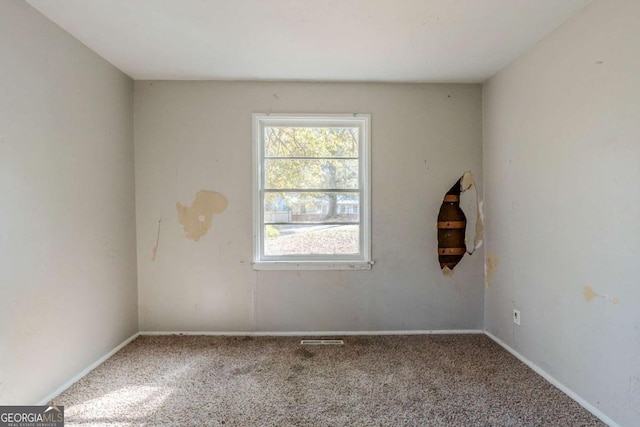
[513,309,521,325]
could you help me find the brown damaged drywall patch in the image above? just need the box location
[437,177,467,270]
[176,190,228,241]
[485,252,499,287]
[437,171,484,274]
[582,285,620,304]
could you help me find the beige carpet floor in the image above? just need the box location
[53,334,604,426]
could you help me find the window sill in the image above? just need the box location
[252,261,373,271]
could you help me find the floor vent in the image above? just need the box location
[300,339,344,345]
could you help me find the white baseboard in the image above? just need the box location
[484,331,618,427]
[139,329,484,337]
[37,332,140,406]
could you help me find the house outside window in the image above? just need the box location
[252,114,371,270]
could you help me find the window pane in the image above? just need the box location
[265,159,358,189]
[264,192,359,224]
[264,127,359,158]
[264,224,359,256]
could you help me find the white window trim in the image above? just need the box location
[252,113,372,270]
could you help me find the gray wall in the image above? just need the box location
[134,81,484,332]
[483,0,640,425]
[0,1,138,404]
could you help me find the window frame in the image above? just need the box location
[252,113,372,270]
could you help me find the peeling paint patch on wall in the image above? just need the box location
[441,266,455,277]
[582,285,620,304]
[151,216,162,261]
[485,251,499,287]
[176,190,228,241]
[582,285,598,302]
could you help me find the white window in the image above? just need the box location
[252,114,371,270]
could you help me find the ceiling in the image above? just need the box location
[26,0,593,83]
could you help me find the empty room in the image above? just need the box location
[1,0,638,425]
